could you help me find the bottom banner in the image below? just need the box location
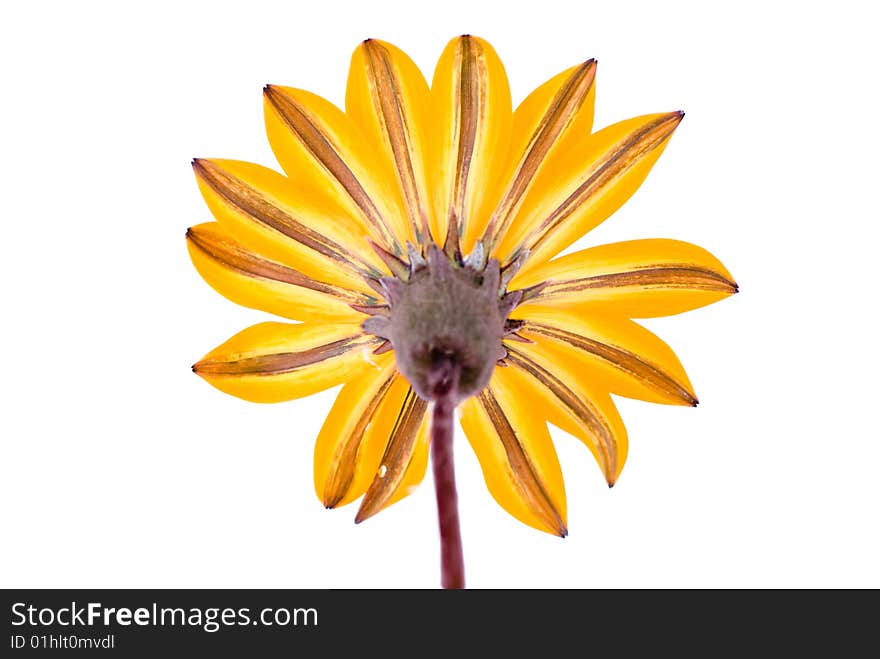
[1,589,867,654]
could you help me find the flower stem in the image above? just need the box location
[430,362,465,589]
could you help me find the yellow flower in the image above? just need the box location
[187,35,736,586]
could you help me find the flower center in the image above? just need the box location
[360,244,523,403]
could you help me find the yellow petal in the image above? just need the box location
[346,39,433,247]
[430,35,512,254]
[517,307,697,406]
[483,60,597,252]
[460,366,567,536]
[192,158,382,294]
[512,238,737,318]
[264,84,412,255]
[187,222,371,322]
[355,378,429,522]
[193,322,378,403]
[314,352,398,508]
[505,344,628,485]
[497,112,684,272]
[383,417,430,509]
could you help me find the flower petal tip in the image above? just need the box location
[353,500,377,524]
[262,84,283,104]
[661,110,685,132]
[191,360,213,378]
[557,526,569,539]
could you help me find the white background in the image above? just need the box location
[2,0,877,588]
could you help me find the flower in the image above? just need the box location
[187,36,736,559]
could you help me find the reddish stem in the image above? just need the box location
[429,359,465,589]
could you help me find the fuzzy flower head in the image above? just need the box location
[187,36,736,537]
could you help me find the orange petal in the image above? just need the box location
[193,322,378,403]
[264,85,413,255]
[517,307,697,406]
[460,366,567,536]
[346,39,433,247]
[192,158,382,293]
[505,344,628,485]
[186,222,371,322]
[314,353,398,508]
[430,35,512,254]
[497,112,684,271]
[355,378,429,522]
[512,238,737,318]
[483,60,597,252]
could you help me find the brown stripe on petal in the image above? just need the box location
[355,387,428,523]
[372,339,393,355]
[194,335,377,376]
[478,388,567,537]
[505,346,617,480]
[523,321,697,406]
[186,226,371,305]
[442,211,463,262]
[448,36,481,249]
[369,239,410,280]
[193,159,379,279]
[323,370,397,508]
[523,112,683,255]
[263,85,403,254]
[484,60,597,250]
[349,303,390,317]
[535,265,739,298]
[363,40,432,246]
